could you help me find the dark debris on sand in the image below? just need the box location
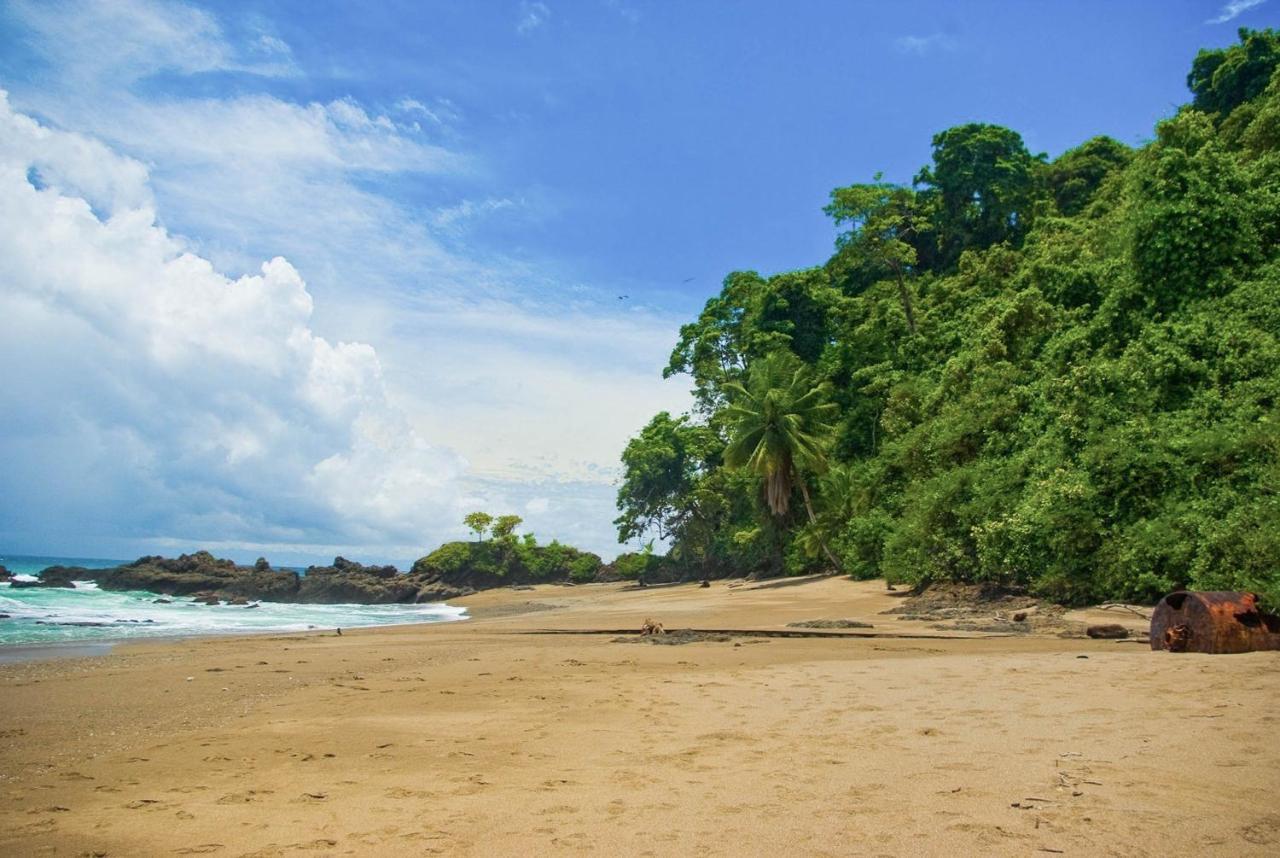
[883,582,1076,636]
[612,629,737,645]
[786,619,874,629]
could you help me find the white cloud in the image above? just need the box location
[105,95,463,174]
[0,1,692,564]
[0,92,464,556]
[895,33,958,55]
[517,1,551,35]
[12,0,298,81]
[432,197,521,229]
[395,97,461,129]
[1207,0,1267,23]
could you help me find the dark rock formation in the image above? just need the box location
[85,552,300,601]
[0,564,10,581]
[593,565,623,583]
[17,566,85,588]
[414,582,475,603]
[1086,623,1130,639]
[27,543,601,607]
[297,557,419,604]
[37,566,83,588]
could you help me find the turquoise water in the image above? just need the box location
[0,555,466,647]
[1,554,127,576]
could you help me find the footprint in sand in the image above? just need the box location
[216,790,272,804]
[1240,814,1280,846]
[287,839,338,850]
[125,799,169,810]
[384,787,432,799]
[174,845,223,854]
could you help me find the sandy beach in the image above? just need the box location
[1,577,1277,857]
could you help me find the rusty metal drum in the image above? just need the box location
[1150,591,1280,654]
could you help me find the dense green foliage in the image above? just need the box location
[617,30,1280,606]
[412,538,601,584]
[416,513,602,583]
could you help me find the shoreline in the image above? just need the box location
[0,580,473,657]
[2,577,1275,856]
[0,640,119,664]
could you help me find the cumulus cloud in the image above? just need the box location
[0,0,692,563]
[1207,0,1267,23]
[0,93,463,558]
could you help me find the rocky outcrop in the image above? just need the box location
[82,552,300,601]
[35,566,83,588]
[0,564,10,582]
[296,557,420,604]
[13,566,85,588]
[35,552,432,605]
[407,541,603,602]
[28,541,603,606]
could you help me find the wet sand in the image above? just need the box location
[1,578,1277,856]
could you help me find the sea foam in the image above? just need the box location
[0,580,466,647]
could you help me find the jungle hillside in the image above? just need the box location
[615,29,1280,607]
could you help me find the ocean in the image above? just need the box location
[0,554,467,648]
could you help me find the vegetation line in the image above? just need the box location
[614,29,1280,610]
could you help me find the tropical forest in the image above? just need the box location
[615,28,1280,608]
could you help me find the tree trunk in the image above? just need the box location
[797,477,842,573]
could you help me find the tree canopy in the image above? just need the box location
[616,29,1280,606]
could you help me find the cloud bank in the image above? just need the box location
[0,92,464,559]
[0,1,692,563]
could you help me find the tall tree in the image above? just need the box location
[1188,28,1280,117]
[915,123,1044,266]
[1045,136,1132,217]
[666,269,839,413]
[492,514,524,541]
[463,511,493,542]
[826,175,931,333]
[722,352,841,569]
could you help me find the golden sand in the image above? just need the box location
[1,578,1276,856]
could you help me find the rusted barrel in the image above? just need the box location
[1150,591,1280,654]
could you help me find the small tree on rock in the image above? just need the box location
[492,514,524,541]
[464,511,493,542]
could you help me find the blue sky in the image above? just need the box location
[0,0,1273,567]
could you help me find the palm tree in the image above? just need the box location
[722,351,841,571]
